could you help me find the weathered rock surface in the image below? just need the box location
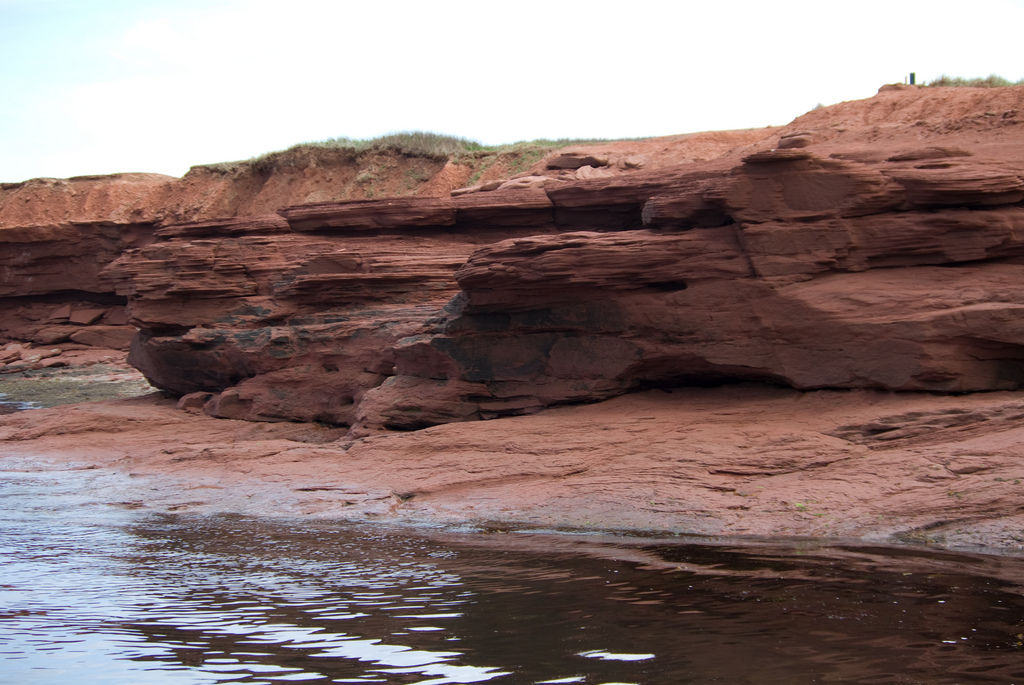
[5,85,1024,548]
[53,86,1018,432]
[0,173,174,228]
[4,386,1024,550]
[0,148,571,351]
[104,228,474,423]
[0,175,170,348]
[546,152,611,170]
[354,143,1024,431]
[279,197,457,232]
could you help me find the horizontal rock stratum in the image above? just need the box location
[5,84,1024,547]
[2,86,1024,429]
[74,86,1022,436]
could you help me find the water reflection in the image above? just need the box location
[0,392,37,415]
[3,467,1024,684]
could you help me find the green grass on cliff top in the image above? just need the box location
[924,74,1024,87]
[194,131,639,174]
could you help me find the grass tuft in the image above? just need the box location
[312,131,488,159]
[924,74,1024,88]
[192,131,642,175]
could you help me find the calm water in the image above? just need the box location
[4,468,1024,684]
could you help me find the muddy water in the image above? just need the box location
[3,469,1024,684]
[0,393,37,415]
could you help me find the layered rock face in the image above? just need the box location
[9,86,1024,434]
[0,174,172,349]
[106,192,566,424]
[98,86,1024,434]
[0,151,488,353]
[359,144,1024,430]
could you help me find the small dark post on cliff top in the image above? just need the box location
[909,72,916,85]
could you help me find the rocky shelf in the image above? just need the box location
[4,84,1024,548]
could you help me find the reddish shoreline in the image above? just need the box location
[3,385,1024,553]
[5,86,1024,553]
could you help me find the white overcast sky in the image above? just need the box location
[2,0,1023,182]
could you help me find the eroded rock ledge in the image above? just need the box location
[107,139,1024,433]
[5,86,1024,440]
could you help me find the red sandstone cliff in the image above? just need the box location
[5,87,1024,423]
[0,129,762,354]
[4,87,1024,432]
[72,86,1024,435]
[5,85,1024,547]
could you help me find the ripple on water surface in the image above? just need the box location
[3,466,1024,684]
